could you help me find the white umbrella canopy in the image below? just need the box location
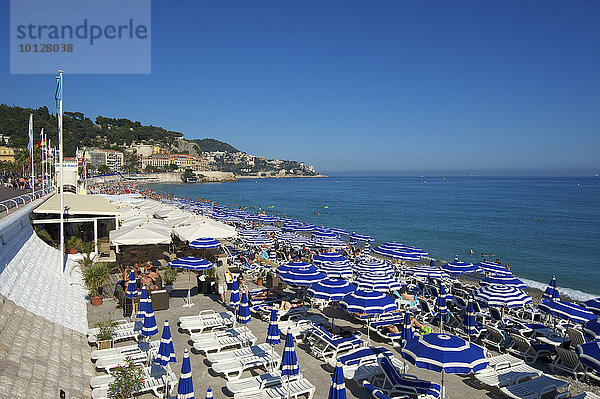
[118,208,153,220]
[154,207,187,219]
[165,212,201,227]
[173,221,237,242]
[110,224,172,245]
[121,217,172,229]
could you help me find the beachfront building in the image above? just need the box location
[140,152,206,171]
[129,143,165,157]
[0,146,15,162]
[87,148,124,171]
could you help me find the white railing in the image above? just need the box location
[0,187,55,215]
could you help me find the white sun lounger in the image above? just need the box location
[179,312,235,334]
[190,326,252,343]
[499,375,570,399]
[233,377,315,399]
[91,365,177,399]
[95,348,158,373]
[90,364,176,389]
[226,371,302,395]
[474,362,543,388]
[211,351,282,381]
[193,333,257,354]
[86,319,132,336]
[206,343,272,364]
[90,340,160,361]
[87,326,142,344]
[178,309,234,324]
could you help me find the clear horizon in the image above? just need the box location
[2,1,599,175]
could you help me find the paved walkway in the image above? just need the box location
[0,187,29,202]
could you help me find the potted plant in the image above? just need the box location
[66,236,81,254]
[163,268,178,294]
[107,357,144,399]
[83,262,109,305]
[95,319,118,350]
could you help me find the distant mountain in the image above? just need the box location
[192,138,238,153]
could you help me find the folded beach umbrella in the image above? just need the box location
[189,237,221,249]
[177,349,194,399]
[463,298,477,341]
[542,276,560,302]
[353,258,393,275]
[141,291,159,338]
[354,272,402,292]
[581,298,600,317]
[475,261,512,276]
[480,274,527,289]
[156,320,176,396]
[277,261,314,273]
[281,327,300,398]
[435,285,448,332]
[474,285,532,308]
[576,341,600,373]
[229,279,240,310]
[583,319,600,341]
[538,300,597,324]
[279,267,326,287]
[307,278,357,301]
[266,308,281,371]
[441,258,481,276]
[401,333,488,398]
[318,260,354,279]
[125,269,138,318]
[236,292,251,326]
[583,298,600,316]
[205,388,213,399]
[328,361,347,399]
[136,285,151,320]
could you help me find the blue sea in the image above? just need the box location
[147,176,600,299]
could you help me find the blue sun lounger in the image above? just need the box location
[372,356,441,398]
[363,381,409,399]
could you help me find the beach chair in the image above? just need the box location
[91,365,177,399]
[363,381,409,399]
[307,325,365,361]
[205,343,272,365]
[87,321,142,344]
[89,364,176,389]
[86,319,132,336]
[550,347,586,380]
[326,347,404,382]
[95,348,158,373]
[371,356,441,399]
[211,351,282,381]
[508,334,554,364]
[417,300,436,324]
[499,375,570,399]
[369,316,407,347]
[278,314,329,342]
[179,312,235,334]
[250,303,308,321]
[482,325,509,352]
[190,326,252,343]
[473,359,542,388]
[90,340,160,361]
[233,377,316,399]
[566,327,587,348]
[178,309,234,324]
[193,332,258,354]
[225,371,302,395]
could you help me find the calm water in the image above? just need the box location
[147,176,600,299]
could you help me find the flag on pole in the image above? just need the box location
[55,77,63,112]
[27,114,33,172]
[34,129,45,148]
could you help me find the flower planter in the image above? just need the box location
[91,296,103,306]
[164,284,173,295]
[97,339,114,350]
[69,248,78,254]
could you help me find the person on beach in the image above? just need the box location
[214,260,228,305]
[383,316,424,334]
[252,283,284,300]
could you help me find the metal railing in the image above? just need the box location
[0,187,55,215]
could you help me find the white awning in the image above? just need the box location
[109,224,172,245]
[173,221,237,242]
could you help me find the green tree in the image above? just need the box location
[97,164,111,175]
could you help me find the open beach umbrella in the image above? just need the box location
[328,361,347,399]
[372,245,420,261]
[169,257,214,307]
[381,242,429,256]
[583,319,600,341]
[476,261,512,276]
[307,278,357,301]
[576,341,600,373]
[351,233,375,242]
[289,236,313,248]
[189,237,221,249]
[313,227,337,237]
[354,272,402,292]
[281,328,300,399]
[411,265,450,280]
[237,292,251,343]
[583,298,600,317]
[277,261,313,273]
[353,258,393,275]
[340,289,397,343]
[480,274,527,289]
[156,320,176,397]
[279,267,326,287]
[266,308,281,371]
[313,252,348,264]
[329,227,349,236]
[474,285,532,308]
[313,235,346,249]
[441,258,481,276]
[538,300,597,324]
[401,333,488,398]
[318,260,354,279]
[542,276,560,302]
[435,284,448,332]
[244,235,275,246]
[177,349,194,399]
[229,279,240,310]
[125,269,138,319]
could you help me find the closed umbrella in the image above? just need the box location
[237,292,251,344]
[125,269,138,320]
[542,276,560,302]
[229,279,240,310]
[177,349,194,399]
[401,333,488,398]
[156,320,176,398]
[435,285,448,332]
[281,328,300,399]
[136,285,151,320]
[463,298,477,341]
[266,308,281,371]
[205,388,213,398]
[328,361,347,399]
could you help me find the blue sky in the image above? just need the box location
[2,1,599,175]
